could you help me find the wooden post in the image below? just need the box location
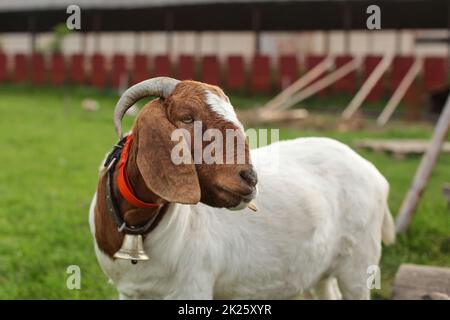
[194,31,202,60]
[93,14,102,52]
[165,11,174,60]
[80,31,87,53]
[342,55,392,120]
[392,264,450,300]
[396,30,403,55]
[377,58,422,127]
[396,93,450,233]
[262,56,333,111]
[134,32,143,54]
[448,4,450,65]
[279,58,360,110]
[28,15,37,54]
[252,7,261,55]
[342,1,352,54]
[324,31,330,55]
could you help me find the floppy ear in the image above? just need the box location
[134,101,201,204]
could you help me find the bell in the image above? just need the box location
[114,234,149,263]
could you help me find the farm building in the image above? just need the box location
[0,0,448,102]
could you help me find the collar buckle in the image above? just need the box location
[104,136,128,171]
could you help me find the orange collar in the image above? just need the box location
[117,135,160,209]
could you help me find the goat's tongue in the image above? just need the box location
[247,201,258,212]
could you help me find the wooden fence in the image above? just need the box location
[0,52,447,97]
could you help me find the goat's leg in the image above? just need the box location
[336,255,374,300]
[336,273,370,300]
[336,240,381,300]
[314,277,342,300]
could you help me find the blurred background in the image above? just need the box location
[0,0,448,299]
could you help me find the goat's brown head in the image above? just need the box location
[114,77,257,210]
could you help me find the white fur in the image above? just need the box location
[204,90,244,131]
[89,137,394,300]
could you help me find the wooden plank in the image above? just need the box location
[239,108,308,124]
[279,58,361,111]
[396,93,450,233]
[354,139,450,155]
[392,264,450,300]
[377,58,423,127]
[259,109,308,122]
[342,55,392,120]
[443,183,450,205]
[263,56,333,111]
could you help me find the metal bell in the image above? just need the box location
[114,234,149,263]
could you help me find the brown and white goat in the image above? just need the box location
[89,77,395,299]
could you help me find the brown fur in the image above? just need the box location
[94,141,168,257]
[166,81,255,207]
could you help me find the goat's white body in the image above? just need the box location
[89,137,394,299]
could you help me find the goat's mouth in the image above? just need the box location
[219,186,257,207]
[200,183,257,210]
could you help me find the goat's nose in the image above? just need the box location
[240,169,258,187]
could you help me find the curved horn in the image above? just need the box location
[114,77,180,138]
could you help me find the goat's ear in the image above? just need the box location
[134,102,201,204]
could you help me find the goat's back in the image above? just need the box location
[195,137,390,298]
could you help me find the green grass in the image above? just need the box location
[0,85,448,299]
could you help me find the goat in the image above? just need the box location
[89,77,395,299]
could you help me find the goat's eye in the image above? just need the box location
[181,116,194,124]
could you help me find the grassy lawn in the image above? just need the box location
[0,85,448,299]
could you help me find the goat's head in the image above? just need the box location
[114,77,257,210]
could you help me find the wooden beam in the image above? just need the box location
[165,10,174,59]
[252,7,262,55]
[392,264,450,300]
[259,109,308,123]
[377,58,423,127]
[238,108,308,125]
[416,36,450,44]
[28,14,37,54]
[93,13,102,52]
[194,31,202,59]
[342,55,392,120]
[354,139,450,156]
[396,93,450,233]
[262,56,333,111]
[279,58,360,110]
